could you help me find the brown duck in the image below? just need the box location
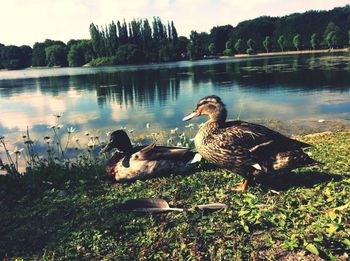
[183,95,322,192]
[100,130,200,182]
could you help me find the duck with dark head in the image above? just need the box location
[183,95,323,192]
[100,130,201,182]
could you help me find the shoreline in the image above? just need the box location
[222,48,349,59]
[1,48,348,72]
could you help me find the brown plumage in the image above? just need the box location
[183,95,323,192]
[101,130,199,182]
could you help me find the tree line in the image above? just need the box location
[0,5,349,70]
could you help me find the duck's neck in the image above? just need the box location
[209,106,227,127]
[118,141,133,154]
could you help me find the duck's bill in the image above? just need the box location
[182,111,199,121]
[100,142,113,154]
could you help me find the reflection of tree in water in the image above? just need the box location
[86,69,181,108]
[1,53,349,104]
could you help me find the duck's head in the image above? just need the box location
[100,130,133,154]
[182,95,227,123]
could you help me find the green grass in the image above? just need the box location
[0,131,349,260]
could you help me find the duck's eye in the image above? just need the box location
[134,155,139,159]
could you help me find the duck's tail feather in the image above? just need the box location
[300,152,324,168]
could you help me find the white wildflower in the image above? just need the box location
[170,128,178,134]
[67,127,76,134]
[9,146,24,156]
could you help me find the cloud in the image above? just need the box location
[1,0,349,46]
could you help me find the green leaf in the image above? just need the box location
[343,238,350,247]
[305,243,319,255]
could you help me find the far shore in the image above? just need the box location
[1,48,348,72]
[222,48,349,59]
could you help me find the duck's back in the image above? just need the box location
[195,120,313,173]
[108,146,195,182]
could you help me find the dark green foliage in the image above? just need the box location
[68,40,93,67]
[32,40,67,67]
[0,45,32,70]
[278,35,287,51]
[210,25,234,53]
[230,6,349,52]
[45,45,68,67]
[0,43,3,68]
[222,49,233,56]
[88,18,184,64]
[187,31,210,60]
[19,45,33,68]
[225,40,234,50]
[310,33,319,50]
[293,34,301,50]
[32,42,47,66]
[208,43,216,55]
[246,39,255,54]
[323,22,340,49]
[232,16,276,52]
[114,44,143,64]
[234,39,244,54]
[263,36,272,53]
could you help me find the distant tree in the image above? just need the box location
[187,42,195,60]
[67,39,81,51]
[187,31,210,59]
[223,49,233,56]
[175,36,189,59]
[293,34,301,51]
[326,31,338,49]
[0,45,25,70]
[89,23,104,57]
[0,43,4,68]
[262,36,271,53]
[210,25,234,54]
[45,45,67,67]
[19,45,32,68]
[277,35,287,52]
[114,44,143,64]
[32,42,46,66]
[68,44,84,67]
[234,39,244,54]
[246,38,255,54]
[208,43,216,55]
[225,40,234,50]
[310,33,319,50]
[323,22,340,49]
[223,40,234,56]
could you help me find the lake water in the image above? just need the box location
[1,53,350,155]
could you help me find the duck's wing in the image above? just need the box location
[223,120,311,152]
[134,144,195,162]
[106,151,124,178]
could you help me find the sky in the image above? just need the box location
[1,0,349,47]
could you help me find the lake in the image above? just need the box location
[1,52,350,153]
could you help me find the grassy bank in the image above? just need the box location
[220,48,350,59]
[0,131,349,260]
